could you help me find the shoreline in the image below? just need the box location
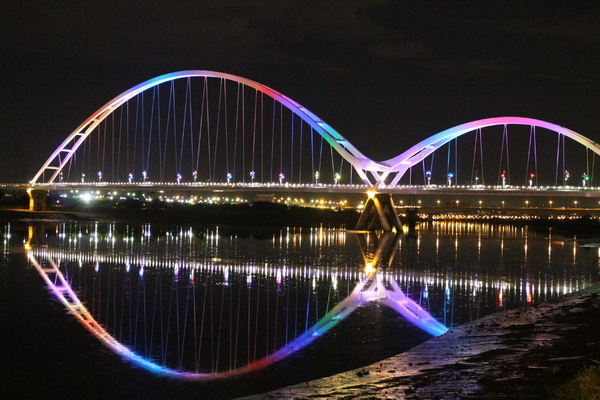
[0,204,360,228]
[2,205,600,239]
[247,283,600,399]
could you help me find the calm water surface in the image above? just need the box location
[1,220,599,399]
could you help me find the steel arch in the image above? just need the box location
[31,71,600,189]
[31,71,384,185]
[378,117,600,187]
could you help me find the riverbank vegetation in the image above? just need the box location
[549,362,600,400]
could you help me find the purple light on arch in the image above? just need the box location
[380,117,600,186]
[30,69,600,188]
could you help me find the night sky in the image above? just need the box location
[2,1,600,182]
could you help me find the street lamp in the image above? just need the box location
[501,170,506,188]
[315,171,319,184]
[176,173,182,184]
[128,173,133,183]
[426,170,432,186]
[334,173,341,185]
[582,173,589,187]
[447,172,453,187]
[279,172,285,185]
[193,170,198,182]
[529,173,534,187]
[250,170,256,183]
[97,171,102,182]
[227,173,232,183]
[564,170,570,187]
[142,171,148,182]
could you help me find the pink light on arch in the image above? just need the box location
[28,69,600,188]
[379,117,600,186]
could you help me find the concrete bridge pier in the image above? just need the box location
[356,192,402,232]
[28,189,48,211]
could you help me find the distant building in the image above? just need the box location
[255,193,275,203]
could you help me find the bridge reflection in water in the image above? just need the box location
[14,221,600,380]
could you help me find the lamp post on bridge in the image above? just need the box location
[334,173,341,185]
[315,171,319,184]
[227,173,232,184]
[501,170,506,188]
[142,171,148,182]
[529,173,534,188]
[250,170,256,184]
[447,172,453,187]
[426,170,432,186]
[81,173,85,183]
[564,170,570,187]
[97,171,102,182]
[176,173,182,184]
[582,173,589,187]
[193,170,198,183]
[279,172,285,185]
[128,173,133,183]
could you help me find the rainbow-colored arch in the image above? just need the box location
[31,72,600,188]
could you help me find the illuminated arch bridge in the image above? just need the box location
[31,71,600,190]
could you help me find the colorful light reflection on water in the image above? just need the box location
[4,221,600,383]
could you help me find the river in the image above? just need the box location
[1,220,598,399]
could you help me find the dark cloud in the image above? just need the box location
[1,1,600,181]
[369,40,429,60]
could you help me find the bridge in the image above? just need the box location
[6,70,597,221]
[9,72,600,387]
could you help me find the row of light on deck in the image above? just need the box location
[33,178,600,191]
